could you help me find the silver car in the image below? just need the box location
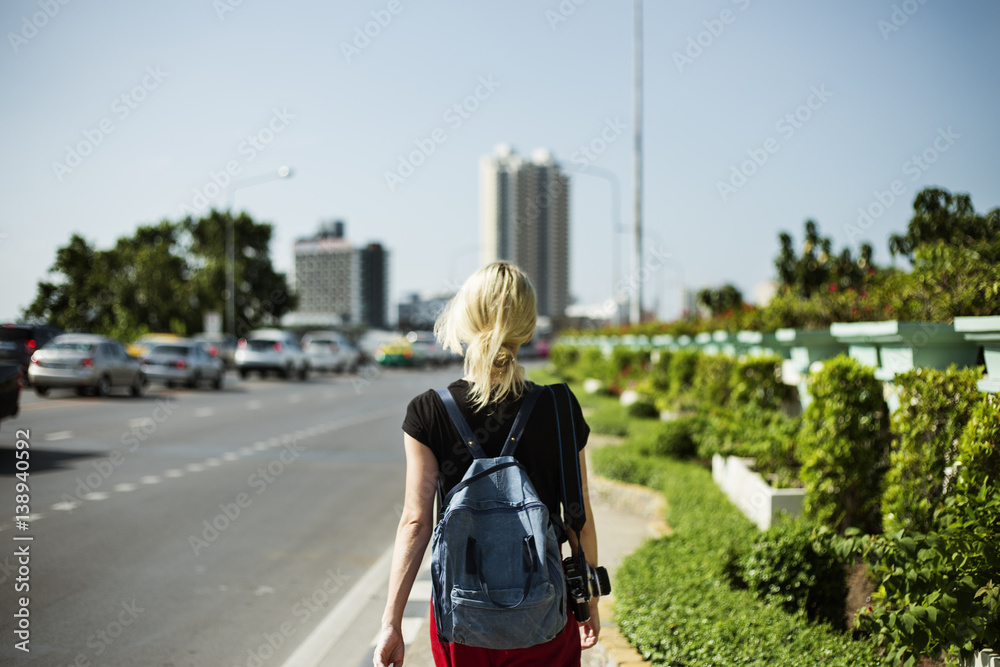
[29,334,147,398]
[301,331,360,373]
[141,341,226,389]
[234,329,309,380]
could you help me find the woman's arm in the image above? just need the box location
[374,434,438,667]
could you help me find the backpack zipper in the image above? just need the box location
[441,501,547,523]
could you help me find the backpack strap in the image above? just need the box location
[499,384,545,457]
[436,388,488,459]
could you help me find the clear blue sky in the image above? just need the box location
[2,0,998,324]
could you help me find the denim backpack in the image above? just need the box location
[430,383,568,649]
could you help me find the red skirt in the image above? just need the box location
[428,601,582,667]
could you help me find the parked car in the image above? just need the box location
[374,337,422,367]
[301,331,360,373]
[234,329,309,380]
[141,340,226,389]
[191,332,238,368]
[29,334,147,397]
[0,322,62,384]
[0,364,20,430]
[406,331,449,367]
[126,333,181,359]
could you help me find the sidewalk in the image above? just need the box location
[402,469,667,667]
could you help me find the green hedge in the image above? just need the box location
[731,354,795,410]
[799,356,891,534]
[691,353,735,406]
[882,366,982,534]
[595,449,880,666]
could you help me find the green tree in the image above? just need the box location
[696,283,743,317]
[185,209,296,338]
[24,211,295,342]
[888,187,1000,263]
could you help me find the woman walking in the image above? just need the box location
[374,261,600,667]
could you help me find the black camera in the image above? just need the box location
[562,553,611,622]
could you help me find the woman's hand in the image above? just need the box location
[373,623,404,667]
[579,597,601,649]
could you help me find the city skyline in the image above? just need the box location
[2,2,999,325]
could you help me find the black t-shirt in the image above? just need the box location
[402,379,590,523]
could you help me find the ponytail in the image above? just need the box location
[434,261,536,412]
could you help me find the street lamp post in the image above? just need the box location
[575,166,624,324]
[226,166,294,338]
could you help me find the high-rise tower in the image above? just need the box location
[480,145,570,323]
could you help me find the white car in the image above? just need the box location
[235,329,309,380]
[301,331,360,373]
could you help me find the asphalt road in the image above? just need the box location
[0,364,474,667]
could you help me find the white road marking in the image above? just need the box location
[223,452,239,461]
[113,483,137,492]
[279,545,394,667]
[187,463,205,472]
[140,476,160,485]
[83,492,109,500]
[239,447,254,456]
[288,394,302,403]
[254,442,268,451]
[246,400,262,410]
[195,407,215,417]
[46,431,73,441]
[204,458,221,467]
[129,418,153,428]
[266,437,280,447]
[52,501,79,511]
[165,469,184,478]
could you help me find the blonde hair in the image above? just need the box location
[435,261,537,412]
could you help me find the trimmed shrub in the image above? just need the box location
[613,459,880,666]
[547,344,579,379]
[799,356,891,534]
[726,516,848,628]
[845,393,1000,667]
[667,349,699,399]
[637,417,700,460]
[883,366,982,534]
[692,353,736,406]
[626,398,659,419]
[576,347,610,385]
[731,354,795,410]
[649,349,672,393]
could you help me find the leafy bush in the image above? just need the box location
[649,349,672,393]
[691,406,801,486]
[547,344,579,379]
[589,443,658,487]
[667,349,699,400]
[726,516,848,628]
[691,353,735,406]
[731,354,795,410]
[882,366,982,534]
[626,399,659,419]
[636,417,699,460]
[832,396,1000,667]
[576,347,609,384]
[611,458,880,666]
[608,346,650,388]
[799,356,891,534]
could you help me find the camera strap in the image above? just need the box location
[548,383,586,552]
